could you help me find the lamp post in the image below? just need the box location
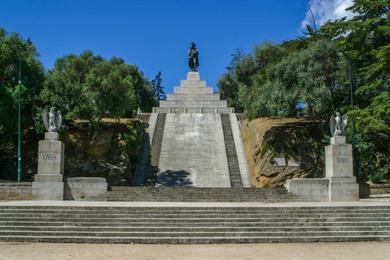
[347,58,359,183]
[17,59,22,183]
[16,38,33,182]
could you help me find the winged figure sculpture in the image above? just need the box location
[330,112,347,136]
[42,107,62,132]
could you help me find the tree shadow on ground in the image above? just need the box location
[156,170,193,187]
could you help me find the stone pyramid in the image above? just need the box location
[153,72,234,113]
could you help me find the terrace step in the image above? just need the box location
[0,205,389,243]
[103,187,296,202]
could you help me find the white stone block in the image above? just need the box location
[45,132,59,140]
[65,177,107,200]
[34,174,62,182]
[37,140,65,175]
[32,181,64,200]
[328,177,359,201]
[286,178,329,201]
[33,135,65,200]
[325,143,353,178]
[187,72,200,81]
[325,139,359,201]
[331,136,346,145]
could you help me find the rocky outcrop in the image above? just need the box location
[240,117,324,187]
[11,119,144,186]
[62,119,144,186]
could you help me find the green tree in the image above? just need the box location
[85,57,138,120]
[218,0,390,182]
[41,51,156,122]
[0,28,45,179]
[318,0,390,181]
[264,40,347,118]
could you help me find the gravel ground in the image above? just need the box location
[0,242,389,260]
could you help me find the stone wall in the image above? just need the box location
[370,184,390,195]
[0,182,32,200]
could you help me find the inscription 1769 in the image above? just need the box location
[41,153,57,161]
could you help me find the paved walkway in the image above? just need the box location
[0,199,389,207]
[0,242,389,260]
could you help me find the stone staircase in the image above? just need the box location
[147,113,166,184]
[0,205,389,243]
[105,187,295,202]
[221,114,243,187]
[149,72,250,188]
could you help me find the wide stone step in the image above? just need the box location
[0,207,389,212]
[179,80,207,87]
[159,100,227,108]
[174,87,213,94]
[1,217,388,223]
[2,208,390,214]
[1,205,389,211]
[1,235,389,244]
[110,187,289,192]
[102,187,297,202]
[104,195,295,202]
[2,208,390,215]
[2,225,389,232]
[152,107,234,113]
[1,220,389,227]
[166,94,221,101]
[1,230,390,238]
[1,212,389,217]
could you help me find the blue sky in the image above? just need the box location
[1,0,351,93]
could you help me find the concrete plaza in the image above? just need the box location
[0,241,389,260]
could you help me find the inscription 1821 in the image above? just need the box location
[336,157,349,163]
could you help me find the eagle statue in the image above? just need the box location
[329,112,347,136]
[42,107,62,132]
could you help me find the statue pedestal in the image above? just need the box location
[325,136,359,201]
[286,136,359,201]
[32,132,64,200]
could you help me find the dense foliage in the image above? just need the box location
[41,51,156,123]
[218,0,389,182]
[0,30,156,180]
[0,29,45,178]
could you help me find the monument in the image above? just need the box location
[138,43,251,187]
[286,111,359,201]
[32,107,65,200]
[326,112,359,201]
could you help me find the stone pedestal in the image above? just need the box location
[325,136,358,201]
[286,136,359,201]
[32,132,64,200]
